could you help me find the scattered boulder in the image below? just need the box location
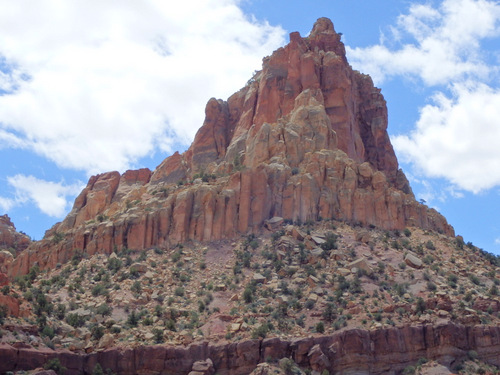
[404,253,423,269]
[189,358,215,375]
[348,257,373,275]
[129,262,148,274]
[98,333,114,349]
[265,217,283,231]
[253,273,266,284]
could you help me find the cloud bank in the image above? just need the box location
[347,0,500,193]
[2,175,83,217]
[0,0,285,175]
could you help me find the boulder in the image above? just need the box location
[404,253,423,269]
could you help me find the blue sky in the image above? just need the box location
[1,0,500,255]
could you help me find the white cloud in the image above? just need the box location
[393,83,500,193]
[0,196,15,212]
[346,0,500,85]
[345,0,500,194]
[0,0,285,174]
[7,174,84,217]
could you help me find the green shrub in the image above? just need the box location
[44,358,66,375]
[152,328,164,343]
[66,313,86,328]
[91,324,105,340]
[251,322,272,339]
[416,297,426,314]
[127,311,139,327]
[0,305,8,325]
[315,321,325,333]
[96,304,112,317]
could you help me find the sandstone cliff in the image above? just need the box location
[9,18,453,277]
[0,322,498,375]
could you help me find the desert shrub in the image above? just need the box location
[426,281,437,292]
[321,232,338,251]
[107,257,122,273]
[127,311,139,327]
[416,297,426,314]
[152,328,164,343]
[251,322,272,339]
[91,324,105,340]
[315,321,325,333]
[469,274,481,285]
[66,313,86,328]
[96,304,112,316]
[41,325,55,339]
[0,305,8,325]
[91,283,109,297]
[131,281,142,295]
[425,240,435,250]
[44,358,66,375]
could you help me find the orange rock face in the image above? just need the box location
[9,18,453,277]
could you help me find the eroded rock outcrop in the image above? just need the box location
[0,322,498,375]
[0,214,31,255]
[9,18,453,277]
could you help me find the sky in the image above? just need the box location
[0,0,499,255]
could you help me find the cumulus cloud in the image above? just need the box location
[347,0,500,85]
[0,0,285,174]
[345,0,500,194]
[393,83,500,193]
[0,196,15,212]
[6,175,83,217]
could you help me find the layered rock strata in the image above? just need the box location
[0,322,498,375]
[9,18,453,277]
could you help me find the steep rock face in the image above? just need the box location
[0,323,498,375]
[9,18,453,277]
[0,214,31,254]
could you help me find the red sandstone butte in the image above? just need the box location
[9,18,453,277]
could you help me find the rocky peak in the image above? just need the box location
[310,17,336,36]
[9,18,454,277]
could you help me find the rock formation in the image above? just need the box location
[9,18,453,277]
[0,322,498,375]
[0,214,31,255]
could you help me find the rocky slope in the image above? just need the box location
[1,220,499,374]
[9,18,452,278]
[2,16,498,375]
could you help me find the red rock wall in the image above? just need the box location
[0,323,498,375]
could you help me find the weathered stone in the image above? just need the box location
[264,217,284,230]
[404,253,423,269]
[253,273,266,284]
[98,333,114,349]
[348,257,373,275]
